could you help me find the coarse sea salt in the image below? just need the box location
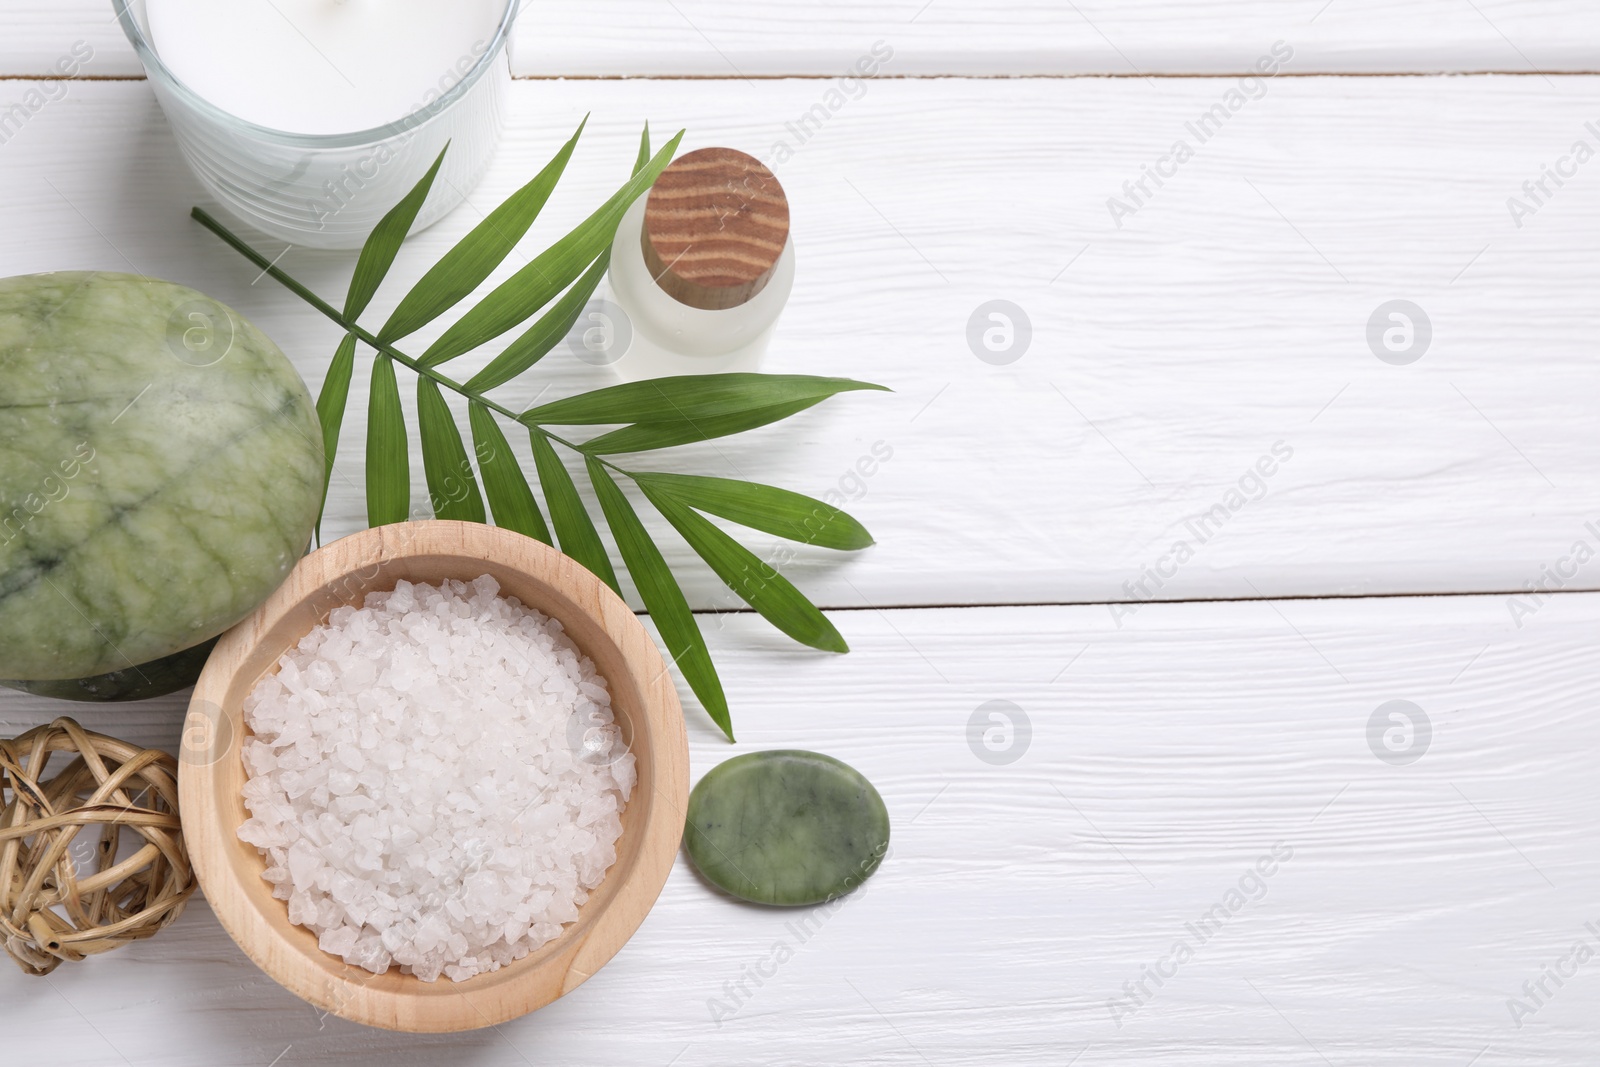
[237,575,635,983]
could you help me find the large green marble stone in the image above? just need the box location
[684,750,890,906]
[0,272,323,683]
[1,636,220,702]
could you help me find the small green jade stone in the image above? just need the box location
[684,749,890,907]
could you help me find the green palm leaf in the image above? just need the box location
[365,355,409,526]
[419,130,684,366]
[633,122,651,172]
[577,397,830,455]
[464,253,611,393]
[313,332,357,532]
[379,117,588,343]
[641,485,847,653]
[523,374,888,427]
[462,124,652,393]
[631,472,873,550]
[468,401,550,543]
[416,378,486,522]
[589,458,732,740]
[344,145,447,320]
[529,429,619,592]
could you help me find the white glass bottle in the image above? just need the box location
[602,148,795,379]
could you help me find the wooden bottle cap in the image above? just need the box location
[641,147,790,311]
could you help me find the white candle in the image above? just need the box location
[145,0,508,135]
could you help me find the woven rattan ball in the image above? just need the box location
[0,717,195,975]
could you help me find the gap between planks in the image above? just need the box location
[691,584,1600,617]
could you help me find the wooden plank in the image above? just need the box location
[5,0,1600,79]
[3,592,1597,1062]
[3,77,1599,612]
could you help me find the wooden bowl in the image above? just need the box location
[178,521,688,1032]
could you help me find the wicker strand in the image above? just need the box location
[0,717,195,975]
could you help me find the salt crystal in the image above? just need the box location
[319,925,359,957]
[288,891,317,925]
[287,842,319,885]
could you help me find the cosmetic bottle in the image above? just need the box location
[603,147,795,378]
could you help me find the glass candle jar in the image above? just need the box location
[114,0,516,250]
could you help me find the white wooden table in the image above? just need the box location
[5,3,1600,1063]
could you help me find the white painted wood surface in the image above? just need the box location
[4,0,1600,78]
[3,78,1598,610]
[5,594,1600,1064]
[5,12,1600,1065]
